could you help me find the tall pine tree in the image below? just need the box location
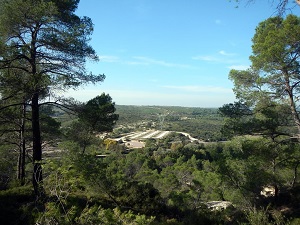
[0,0,104,197]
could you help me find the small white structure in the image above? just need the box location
[126,140,145,149]
[206,201,233,211]
[260,186,276,197]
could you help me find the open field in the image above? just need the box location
[123,130,171,140]
[112,129,207,149]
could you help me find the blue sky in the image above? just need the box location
[65,0,300,107]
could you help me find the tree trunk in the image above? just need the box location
[291,161,299,188]
[18,100,26,185]
[31,92,44,197]
[289,94,300,136]
[284,73,300,136]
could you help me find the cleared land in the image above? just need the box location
[126,130,171,139]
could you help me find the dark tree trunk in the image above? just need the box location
[18,100,26,185]
[292,161,300,188]
[289,94,300,136]
[31,92,44,197]
[284,72,300,136]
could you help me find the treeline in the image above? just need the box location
[1,132,300,224]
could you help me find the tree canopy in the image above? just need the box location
[0,0,104,196]
[229,15,300,136]
[78,93,119,132]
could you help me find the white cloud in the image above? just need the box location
[130,56,194,68]
[228,65,249,70]
[98,55,195,69]
[133,56,171,66]
[193,51,240,64]
[124,61,148,66]
[218,50,236,56]
[99,55,120,63]
[192,55,219,62]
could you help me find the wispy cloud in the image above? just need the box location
[218,50,236,56]
[124,61,148,66]
[129,56,194,69]
[99,55,194,69]
[228,65,249,70]
[192,55,219,62]
[193,50,238,63]
[99,55,120,63]
[162,85,232,93]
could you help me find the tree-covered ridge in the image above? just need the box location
[2,133,300,224]
[115,105,224,141]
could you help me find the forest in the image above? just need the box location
[1,0,300,224]
[113,105,224,142]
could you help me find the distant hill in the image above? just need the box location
[114,105,225,141]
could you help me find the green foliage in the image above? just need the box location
[221,16,300,213]
[193,170,223,201]
[64,93,119,154]
[64,120,100,153]
[219,100,294,140]
[240,206,288,225]
[219,101,252,119]
[228,14,300,135]
[0,0,105,196]
[76,206,155,225]
[0,145,17,189]
[115,105,225,141]
[2,135,300,224]
[40,113,61,141]
[3,1,300,225]
[78,93,119,132]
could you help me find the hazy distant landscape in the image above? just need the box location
[113,105,225,142]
